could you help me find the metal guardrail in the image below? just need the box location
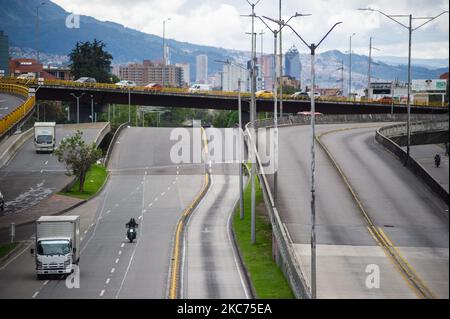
[244,122,311,299]
[378,120,449,137]
[1,77,448,108]
[0,83,35,137]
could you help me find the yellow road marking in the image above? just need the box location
[317,125,436,299]
[168,127,210,299]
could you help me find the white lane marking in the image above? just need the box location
[111,268,115,273]
[172,181,176,185]
[115,204,119,207]
[105,210,111,214]
[115,174,146,299]
[84,230,88,234]
[32,291,39,298]
[80,237,84,241]
[91,223,95,227]
[43,280,49,286]
[0,243,32,271]
[138,216,143,220]
[145,171,148,175]
[148,203,152,207]
[121,243,125,248]
[100,289,105,297]
[106,278,111,285]
[40,169,44,173]
[44,161,48,165]
[168,186,171,190]
[154,197,158,201]
[161,192,165,196]
[118,250,122,255]
[115,258,120,264]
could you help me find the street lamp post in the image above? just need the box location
[90,95,94,123]
[259,12,310,202]
[215,59,247,220]
[70,92,85,124]
[349,33,356,98]
[36,2,46,78]
[367,37,381,100]
[358,8,449,165]
[284,20,343,299]
[128,87,131,124]
[242,0,260,244]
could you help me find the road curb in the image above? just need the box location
[0,241,27,267]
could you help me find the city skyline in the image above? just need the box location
[52,0,449,59]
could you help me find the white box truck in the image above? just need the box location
[31,216,80,279]
[34,122,56,153]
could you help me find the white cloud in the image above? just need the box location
[51,0,449,59]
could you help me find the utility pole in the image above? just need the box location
[36,2,46,78]
[367,37,380,100]
[279,0,283,117]
[90,95,94,123]
[285,20,343,300]
[70,92,85,124]
[349,33,356,99]
[359,8,448,166]
[128,87,131,124]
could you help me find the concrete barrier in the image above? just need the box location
[376,124,449,205]
[0,128,33,169]
[104,122,129,168]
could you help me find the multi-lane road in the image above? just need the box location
[0,127,249,299]
[0,93,24,120]
[272,123,448,298]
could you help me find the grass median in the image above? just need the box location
[60,164,108,200]
[0,242,19,259]
[233,170,294,299]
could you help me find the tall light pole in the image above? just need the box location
[348,33,356,98]
[36,1,46,78]
[359,8,449,165]
[216,59,247,220]
[336,61,344,96]
[259,12,309,201]
[90,95,94,123]
[128,87,131,123]
[70,92,85,124]
[241,0,260,244]
[367,37,381,100]
[285,20,343,299]
[278,0,283,117]
[162,18,171,87]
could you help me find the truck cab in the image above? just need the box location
[34,122,56,153]
[31,216,80,279]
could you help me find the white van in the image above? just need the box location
[188,84,212,93]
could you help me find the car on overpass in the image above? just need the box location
[75,77,97,84]
[144,83,163,92]
[291,91,309,99]
[255,90,274,99]
[115,80,136,88]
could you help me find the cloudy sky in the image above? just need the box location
[52,0,449,59]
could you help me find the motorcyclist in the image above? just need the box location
[434,154,441,168]
[126,218,138,229]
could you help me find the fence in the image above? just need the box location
[0,83,35,137]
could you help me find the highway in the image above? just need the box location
[271,123,448,298]
[0,123,108,215]
[0,93,24,120]
[183,128,249,299]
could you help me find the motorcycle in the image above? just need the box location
[435,154,441,168]
[127,226,137,243]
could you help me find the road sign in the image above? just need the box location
[412,79,447,92]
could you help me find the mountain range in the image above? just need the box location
[1,0,448,87]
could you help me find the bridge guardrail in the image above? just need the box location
[104,122,129,168]
[376,121,449,205]
[244,122,311,299]
[0,83,35,138]
[1,77,448,108]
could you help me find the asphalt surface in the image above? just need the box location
[0,127,207,298]
[270,123,446,298]
[0,124,105,215]
[0,93,24,120]
[321,126,448,298]
[404,144,449,192]
[184,128,249,299]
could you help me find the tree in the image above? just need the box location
[69,39,114,83]
[55,130,102,192]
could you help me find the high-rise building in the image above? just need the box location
[0,31,9,77]
[175,63,190,86]
[259,54,274,90]
[119,60,183,87]
[222,63,249,92]
[285,45,301,80]
[196,54,208,84]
